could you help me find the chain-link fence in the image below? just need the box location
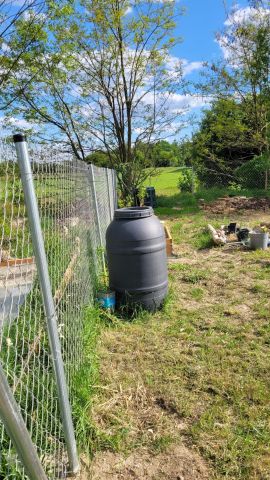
[0,137,116,479]
[190,157,270,192]
[174,161,270,199]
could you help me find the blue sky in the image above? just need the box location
[177,0,248,63]
[4,0,253,142]
[172,0,249,138]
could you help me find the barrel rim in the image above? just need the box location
[114,206,153,219]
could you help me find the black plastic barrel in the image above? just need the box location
[144,186,157,208]
[106,206,168,312]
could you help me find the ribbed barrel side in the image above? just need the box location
[106,207,168,311]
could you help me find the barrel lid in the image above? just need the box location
[114,206,153,219]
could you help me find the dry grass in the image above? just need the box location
[90,445,209,479]
[88,202,270,480]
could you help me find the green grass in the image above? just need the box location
[144,167,183,196]
[87,175,270,479]
[144,167,270,220]
[0,171,78,258]
[89,244,270,479]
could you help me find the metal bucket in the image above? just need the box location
[249,232,269,250]
[96,290,115,311]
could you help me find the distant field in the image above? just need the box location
[144,167,181,196]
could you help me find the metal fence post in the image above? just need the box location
[89,164,106,273]
[106,168,113,221]
[13,134,80,475]
[0,362,48,480]
[191,167,195,195]
[113,170,118,210]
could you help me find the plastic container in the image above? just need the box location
[106,206,168,311]
[237,228,250,242]
[96,290,115,311]
[227,222,237,234]
[144,187,157,208]
[249,232,269,250]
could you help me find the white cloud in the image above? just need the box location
[182,60,203,76]
[224,6,270,26]
[1,43,10,53]
[167,93,212,111]
[0,116,34,130]
[141,91,212,111]
[165,55,203,77]
[22,10,46,21]
[217,34,232,62]
[124,6,133,15]
[218,6,270,64]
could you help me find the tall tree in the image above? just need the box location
[192,97,259,185]
[0,0,47,110]
[198,0,270,185]
[73,0,184,199]
[2,1,85,153]
[8,0,185,201]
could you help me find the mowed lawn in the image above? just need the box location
[144,166,182,196]
[86,168,270,480]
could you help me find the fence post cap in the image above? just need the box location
[13,133,27,143]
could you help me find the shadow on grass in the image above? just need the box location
[155,192,199,216]
[166,168,184,174]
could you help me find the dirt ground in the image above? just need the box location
[88,445,209,479]
[201,195,270,215]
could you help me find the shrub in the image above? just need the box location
[228,181,243,192]
[235,154,270,189]
[178,168,199,193]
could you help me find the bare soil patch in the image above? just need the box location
[202,196,270,215]
[90,445,209,480]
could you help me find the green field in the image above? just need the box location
[144,167,182,195]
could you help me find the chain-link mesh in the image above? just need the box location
[192,163,270,191]
[0,140,116,479]
[93,165,112,245]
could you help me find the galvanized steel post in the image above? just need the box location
[13,134,80,475]
[113,170,118,210]
[106,168,113,221]
[89,164,103,248]
[191,167,195,195]
[0,362,48,480]
[89,163,106,273]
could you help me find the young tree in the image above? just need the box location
[8,0,185,201]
